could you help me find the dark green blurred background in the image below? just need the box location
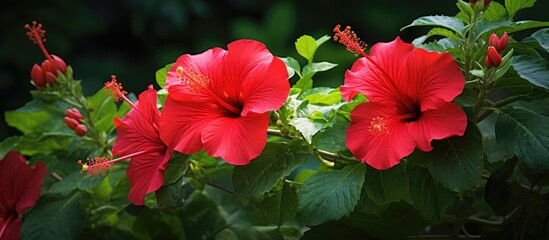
[1,0,547,139]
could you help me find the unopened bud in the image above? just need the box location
[64,117,79,130]
[51,54,67,74]
[45,72,57,85]
[31,64,46,88]
[485,46,502,68]
[75,124,87,136]
[488,32,508,53]
[66,108,83,121]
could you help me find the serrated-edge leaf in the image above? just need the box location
[21,193,84,240]
[295,35,317,62]
[426,27,461,43]
[427,122,484,192]
[511,55,549,89]
[363,164,410,205]
[483,2,508,21]
[297,163,367,226]
[505,0,536,19]
[495,107,549,170]
[409,166,455,222]
[233,143,308,198]
[401,15,465,36]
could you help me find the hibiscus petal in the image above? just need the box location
[126,149,172,205]
[408,102,467,152]
[201,112,270,165]
[166,47,226,89]
[0,152,46,215]
[113,88,163,156]
[405,48,465,111]
[342,37,414,105]
[240,56,289,116]
[0,217,21,240]
[346,102,416,170]
[159,85,224,154]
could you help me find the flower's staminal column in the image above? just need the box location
[25,21,67,88]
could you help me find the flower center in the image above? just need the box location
[369,117,389,136]
[175,66,242,116]
[78,149,161,177]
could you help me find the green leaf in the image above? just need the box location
[302,62,337,76]
[156,181,187,210]
[21,193,84,240]
[531,28,549,54]
[456,0,474,20]
[289,117,325,143]
[233,142,308,199]
[134,207,185,240]
[495,107,549,170]
[297,163,367,226]
[49,171,103,196]
[281,57,301,76]
[401,15,465,35]
[408,166,455,222]
[181,191,227,239]
[510,20,549,33]
[155,63,173,88]
[302,89,342,106]
[295,35,318,62]
[316,118,348,152]
[426,27,461,43]
[87,88,118,133]
[473,19,514,42]
[511,55,549,89]
[0,136,22,159]
[315,35,331,46]
[363,164,410,205]
[254,183,298,225]
[505,0,536,19]
[163,152,190,185]
[294,72,314,93]
[483,2,508,21]
[5,100,62,135]
[427,122,484,192]
[484,157,520,215]
[344,202,429,239]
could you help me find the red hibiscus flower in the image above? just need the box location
[334,25,467,170]
[160,39,289,165]
[0,151,46,240]
[83,77,172,205]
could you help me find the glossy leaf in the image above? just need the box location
[401,15,465,35]
[254,183,298,225]
[302,62,337,76]
[495,107,549,170]
[233,142,308,199]
[511,55,549,89]
[163,152,190,185]
[408,166,455,222]
[295,35,317,62]
[363,164,410,205]
[297,163,366,226]
[155,63,173,88]
[531,28,549,54]
[21,193,84,240]
[505,0,536,18]
[483,2,508,21]
[427,122,484,192]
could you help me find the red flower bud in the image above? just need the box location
[75,124,87,136]
[470,0,491,6]
[64,117,79,130]
[66,108,84,121]
[485,46,502,68]
[41,59,54,74]
[488,32,508,53]
[498,32,508,52]
[45,72,57,85]
[51,54,67,73]
[31,64,46,88]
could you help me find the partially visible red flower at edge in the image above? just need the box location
[160,39,289,165]
[334,25,467,170]
[0,152,46,240]
[81,77,172,205]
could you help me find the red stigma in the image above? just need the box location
[104,75,128,102]
[333,25,368,57]
[79,157,112,177]
[25,21,46,44]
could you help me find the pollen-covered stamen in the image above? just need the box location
[333,25,368,57]
[369,116,389,136]
[104,75,129,102]
[176,66,242,115]
[79,150,155,177]
[24,21,53,61]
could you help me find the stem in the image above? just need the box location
[477,94,524,122]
